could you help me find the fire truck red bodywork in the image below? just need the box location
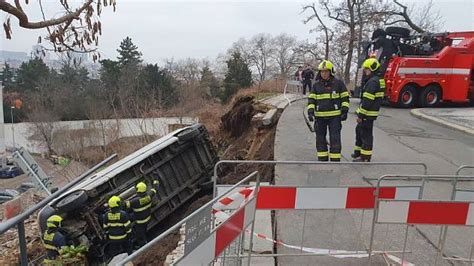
[384,31,474,107]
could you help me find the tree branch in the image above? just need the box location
[384,19,406,26]
[0,0,93,29]
[393,0,425,33]
[323,1,351,26]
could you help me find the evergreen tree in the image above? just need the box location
[223,52,252,102]
[117,37,142,66]
[15,57,50,92]
[0,63,15,91]
[60,63,89,90]
[200,66,220,98]
[142,64,179,109]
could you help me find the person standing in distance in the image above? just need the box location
[302,64,315,95]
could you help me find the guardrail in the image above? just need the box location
[0,154,117,266]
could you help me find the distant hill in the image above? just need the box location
[0,50,29,62]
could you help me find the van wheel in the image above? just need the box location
[398,85,418,108]
[419,85,441,107]
[55,190,88,212]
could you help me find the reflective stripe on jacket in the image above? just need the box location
[103,209,132,241]
[356,75,385,119]
[127,189,157,224]
[307,77,349,118]
[42,229,66,259]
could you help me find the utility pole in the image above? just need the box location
[11,106,15,150]
[0,82,5,167]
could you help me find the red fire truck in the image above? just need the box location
[359,27,474,108]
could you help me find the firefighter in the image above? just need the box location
[103,195,133,255]
[125,180,160,248]
[352,58,385,162]
[302,64,315,95]
[307,60,350,161]
[42,215,67,263]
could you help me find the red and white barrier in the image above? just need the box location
[213,187,254,212]
[211,187,414,264]
[377,200,474,225]
[177,193,257,265]
[256,186,421,210]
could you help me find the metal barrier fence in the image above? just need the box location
[117,171,261,266]
[456,165,474,175]
[210,160,429,264]
[283,80,303,106]
[0,154,117,266]
[369,174,474,265]
[212,160,428,198]
[119,160,467,265]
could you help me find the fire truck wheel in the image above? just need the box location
[420,85,441,107]
[398,85,418,108]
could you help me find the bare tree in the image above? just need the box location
[85,99,117,158]
[293,40,324,65]
[1,0,115,56]
[229,34,276,82]
[28,100,60,155]
[271,33,298,76]
[321,0,357,84]
[249,33,274,82]
[386,0,443,33]
[302,3,333,60]
[229,37,253,65]
[175,58,202,86]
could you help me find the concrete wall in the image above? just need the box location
[4,117,198,154]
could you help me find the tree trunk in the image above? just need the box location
[343,0,356,85]
[324,29,330,60]
[355,0,364,87]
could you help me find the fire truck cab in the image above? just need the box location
[360,28,474,108]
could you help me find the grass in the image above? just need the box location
[253,92,280,101]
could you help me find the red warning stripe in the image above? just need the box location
[407,202,470,225]
[215,206,245,257]
[346,187,396,209]
[256,187,297,209]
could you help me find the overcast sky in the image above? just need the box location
[1,0,473,64]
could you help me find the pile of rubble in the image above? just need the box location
[164,225,186,265]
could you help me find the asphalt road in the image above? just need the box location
[274,99,474,265]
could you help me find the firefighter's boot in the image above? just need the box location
[352,157,370,162]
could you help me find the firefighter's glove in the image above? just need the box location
[153,180,160,188]
[308,109,315,122]
[341,112,347,121]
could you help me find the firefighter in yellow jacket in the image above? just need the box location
[307,60,350,161]
[125,180,160,248]
[42,215,68,263]
[352,58,385,162]
[103,196,133,255]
